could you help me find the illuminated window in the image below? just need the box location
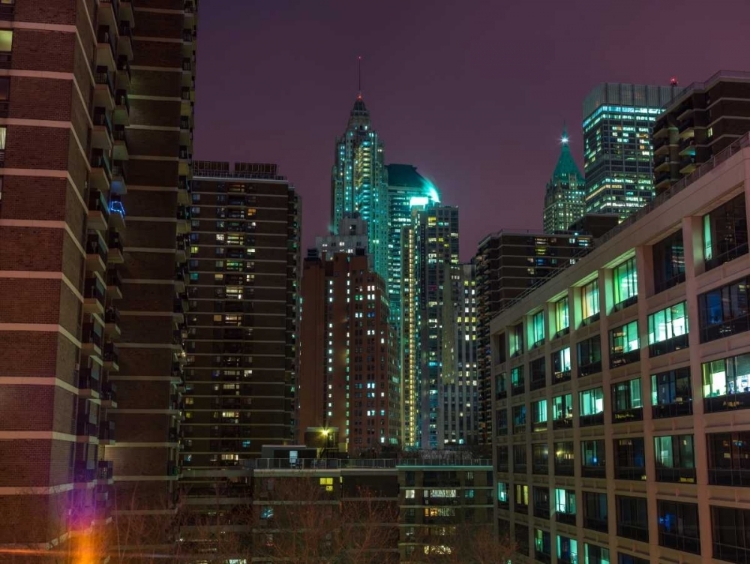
[581,279,600,322]
[319,477,334,492]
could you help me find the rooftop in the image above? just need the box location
[193,161,286,180]
[246,457,493,471]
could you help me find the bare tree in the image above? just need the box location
[416,524,515,564]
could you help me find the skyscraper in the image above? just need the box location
[583,83,681,218]
[298,250,400,452]
[316,214,370,263]
[330,95,388,282]
[543,126,586,232]
[386,163,440,328]
[402,204,459,449]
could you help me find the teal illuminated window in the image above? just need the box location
[610,321,640,367]
[511,366,524,394]
[555,488,576,518]
[648,302,688,356]
[555,297,569,334]
[580,387,604,426]
[531,311,545,347]
[613,258,638,309]
[553,347,572,383]
[552,394,573,429]
[510,323,524,357]
[702,353,750,412]
[582,279,600,322]
[557,535,577,564]
[532,399,548,432]
[498,482,509,503]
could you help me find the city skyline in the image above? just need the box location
[193,0,750,259]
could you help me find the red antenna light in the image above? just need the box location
[670,77,678,86]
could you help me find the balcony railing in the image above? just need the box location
[84,276,106,303]
[708,468,750,487]
[78,364,101,390]
[579,412,604,427]
[618,524,649,543]
[555,462,574,477]
[615,466,646,481]
[552,417,573,430]
[581,465,606,478]
[97,460,113,481]
[655,466,696,483]
[701,312,750,343]
[557,512,576,526]
[659,531,700,554]
[103,343,119,365]
[583,516,608,533]
[534,504,550,520]
[578,361,601,378]
[612,407,643,423]
[649,334,689,357]
[704,391,750,413]
[609,349,640,369]
[97,27,117,59]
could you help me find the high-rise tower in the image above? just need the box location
[330,95,388,282]
[583,83,681,218]
[543,126,586,232]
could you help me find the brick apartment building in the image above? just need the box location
[0,0,197,557]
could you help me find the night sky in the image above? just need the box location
[194,0,750,260]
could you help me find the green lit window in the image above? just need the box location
[555,488,576,516]
[703,214,713,262]
[555,297,569,334]
[552,394,573,426]
[613,257,638,308]
[648,302,688,356]
[702,353,750,399]
[532,399,547,432]
[511,366,524,393]
[580,387,604,418]
[584,544,610,564]
[581,279,600,321]
[553,347,571,383]
[556,535,577,563]
[515,484,529,507]
[497,482,509,503]
[612,378,642,421]
[531,310,545,347]
[610,321,640,367]
[509,323,524,357]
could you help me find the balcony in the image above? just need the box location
[101,381,117,407]
[96,26,117,70]
[609,349,640,369]
[678,116,695,137]
[86,233,108,274]
[655,170,673,192]
[108,232,124,265]
[584,516,608,533]
[99,420,116,444]
[114,90,130,125]
[553,370,572,385]
[534,503,550,520]
[173,297,185,323]
[91,108,113,150]
[708,468,750,487]
[77,363,101,394]
[679,155,697,175]
[578,361,601,378]
[579,412,604,427]
[118,22,133,59]
[174,265,188,292]
[97,460,114,483]
[90,150,112,192]
[653,152,671,172]
[557,512,576,526]
[552,417,573,431]
[104,307,121,339]
[106,268,123,300]
[83,277,106,315]
[87,189,110,232]
[112,127,129,162]
[75,461,96,483]
[116,55,131,89]
[704,391,750,413]
[109,194,126,231]
[176,237,188,262]
[678,137,697,157]
[612,406,643,423]
[103,343,119,371]
[94,67,115,109]
[111,159,128,195]
[177,176,191,205]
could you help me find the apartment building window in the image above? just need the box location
[653,230,685,293]
[711,505,750,563]
[557,535,578,564]
[609,321,640,368]
[699,276,750,343]
[510,323,524,357]
[617,496,649,542]
[581,279,600,324]
[533,487,550,520]
[513,444,527,474]
[511,366,525,395]
[515,524,529,556]
[584,544,610,564]
[612,378,642,423]
[514,484,529,513]
[496,446,509,472]
[555,296,569,336]
[648,301,689,356]
[496,409,508,435]
[497,482,509,509]
[651,368,692,418]
[530,357,546,391]
[707,431,750,486]
[657,500,700,554]
[613,257,638,310]
[552,393,573,430]
[702,353,750,413]
[581,440,606,478]
[614,438,645,481]
[512,404,526,435]
[496,372,507,399]
[534,528,552,564]
[577,335,602,377]
[654,435,695,483]
[703,193,748,271]
[0,29,11,68]
[552,347,572,384]
[555,441,575,476]
[579,387,604,427]
[617,555,649,564]
[583,491,608,533]
[494,333,506,365]
[532,443,549,474]
[531,310,545,348]
[555,488,576,525]
[532,400,548,432]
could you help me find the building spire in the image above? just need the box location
[561,121,569,144]
[357,56,362,100]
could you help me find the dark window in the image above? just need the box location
[711,505,750,563]
[654,435,695,483]
[515,524,529,556]
[707,431,750,487]
[496,446,508,472]
[609,321,640,367]
[496,409,508,436]
[583,491,608,533]
[702,353,750,413]
[496,372,507,400]
[533,486,550,520]
[530,356,546,391]
[556,535,578,564]
[513,444,527,474]
[648,301,689,356]
[611,378,643,423]
[617,554,649,564]
[703,193,748,271]
[532,442,549,475]
[653,229,686,293]
[577,335,601,377]
[552,347,572,383]
[698,277,750,343]
[555,441,574,476]
[614,438,646,480]
[498,518,510,540]
[512,404,526,435]
[658,500,700,554]
[510,323,524,357]
[581,439,606,478]
[534,528,552,564]
[651,368,693,418]
[616,495,649,542]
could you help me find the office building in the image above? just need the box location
[491,133,750,564]
[653,70,750,193]
[386,163,441,327]
[475,232,592,445]
[0,0,196,556]
[330,94,388,282]
[180,162,300,474]
[402,204,459,449]
[543,126,586,232]
[583,82,681,218]
[298,250,400,452]
[316,214,370,265]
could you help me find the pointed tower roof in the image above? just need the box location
[551,124,584,182]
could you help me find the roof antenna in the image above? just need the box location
[357,56,363,100]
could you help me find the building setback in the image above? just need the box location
[0,0,196,555]
[653,70,750,194]
[298,250,400,452]
[475,232,592,445]
[491,133,750,564]
[583,82,680,219]
[543,126,586,232]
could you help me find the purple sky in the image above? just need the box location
[194,0,750,260]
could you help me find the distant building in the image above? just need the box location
[474,231,593,444]
[568,213,620,239]
[583,82,681,218]
[386,163,441,328]
[543,125,586,232]
[316,214,370,265]
[653,70,750,193]
[298,251,400,452]
[331,94,388,282]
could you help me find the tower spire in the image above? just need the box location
[357,56,362,100]
[561,121,569,144]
